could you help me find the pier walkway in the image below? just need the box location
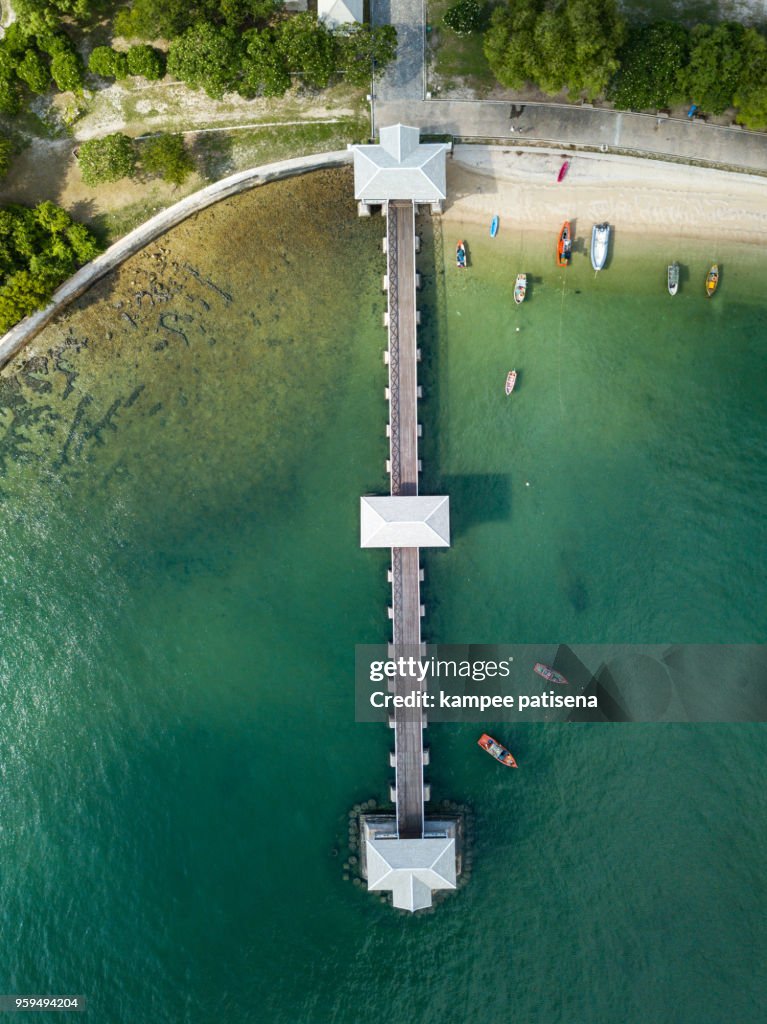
[385,199,426,839]
[355,126,455,909]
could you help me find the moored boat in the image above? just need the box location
[490,215,499,238]
[478,733,518,767]
[668,262,679,296]
[590,223,610,271]
[456,240,467,269]
[705,263,719,297]
[505,370,517,395]
[513,273,527,305]
[557,221,572,267]
[557,160,570,182]
[533,662,569,686]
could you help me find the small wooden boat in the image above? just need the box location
[456,240,467,269]
[705,263,719,297]
[591,223,610,271]
[513,273,527,305]
[557,221,572,267]
[667,262,679,296]
[534,662,569,686]
[490,215,499,238]
[505,370,517,395]
[478,733,517,767]
[557,160,570,182]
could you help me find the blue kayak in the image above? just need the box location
[490,215,499,238]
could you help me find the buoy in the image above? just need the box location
[526,481,530,486]
[516,327,520,332]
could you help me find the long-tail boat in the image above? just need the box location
[705,264,719,297]
[513,273,527,304]
[478,734,518,767]
[534,662,569,686]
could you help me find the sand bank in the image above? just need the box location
[446,146,767,246]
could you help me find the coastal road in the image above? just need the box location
[372,98,767,174]
[372,0,426,101]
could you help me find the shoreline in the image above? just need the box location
[4,140,766,368]
[446,146,767,246]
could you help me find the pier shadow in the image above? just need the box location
[438,473,511,540]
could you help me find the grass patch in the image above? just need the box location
[427,0,495,93]
[87,195,174,246]
[86,118,367,245]
[194,118,367,181]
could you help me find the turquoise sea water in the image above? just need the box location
[0,170,765,1023]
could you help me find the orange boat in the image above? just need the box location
[557,221,572,267]
[478,733,518,767]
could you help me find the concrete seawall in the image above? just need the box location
[0,149,353,370]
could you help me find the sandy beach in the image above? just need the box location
[446,145,767,245]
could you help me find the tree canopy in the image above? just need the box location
[166,23,242,100]
[444,0,485,37]
[88,46,129,80]
[337,24,398,85]
[78,134,136,185]
[610,22,689,110]
[126,45,166,80]
[140,133,196,185]
[0,202,101,333]
[733,29,767,129]
[485,0,624,98]
[682,22,749,115]
[0,133,13,178]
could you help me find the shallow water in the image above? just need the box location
[0,169,765,1023]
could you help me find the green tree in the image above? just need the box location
[15,48,52,94]
[239,29,291,97]
[564,0,625,98]
[734,28,767,129]
[0,202,101,332]
[0,68,22,115]
[115,0,219,40]
[276,13,336,89]
[338,24,397,85]
[682,22,747,115]
[0,133,13,178]
[78,133,136,185]
[221,0,283,27]
[530,8,571,93]
[126,44,166,80]
[485,0,624,98]
[444,0,484,36]
[50,49,85,92]
[484,0,540,90]
[167,22,242,99]
[610,22,689,110]
[88,46,129,79]
[65,221,101,263]
[141,133,195,185]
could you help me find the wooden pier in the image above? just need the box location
[385,200,427,839]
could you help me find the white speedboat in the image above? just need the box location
[590,223,610,271]
[668,262,679,296]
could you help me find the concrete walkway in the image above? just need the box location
[372,0,426,101]
[374,98,767,174]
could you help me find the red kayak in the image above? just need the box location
[557,160,570,182]
[478,733,518,767]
